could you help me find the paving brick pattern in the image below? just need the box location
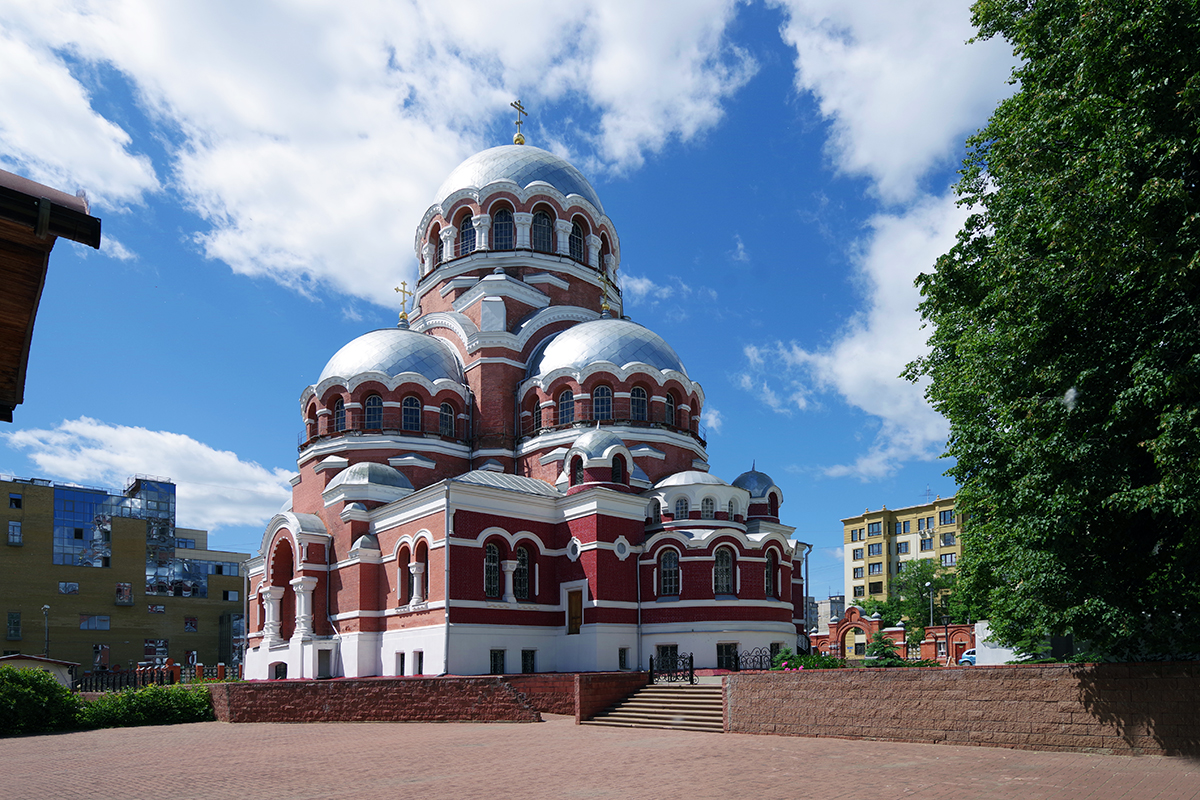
[3,715,1198,800]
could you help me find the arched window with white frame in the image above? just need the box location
[492,208,514,250]
[364,394,383,429]
[402,396,421,431]
[727,499,736,520]
[593,385,612,420]
[659,549,679,596]
[439,402,455,438]
[531,211,553,253]
[333,398,346,432]
[765,549,778,598]
[569,221,585,262]
[514,546,530,600]
[458,214,476,256]
[713,547,734,595]
[630,386,647,421]
[484,543,500,598]
[674,498,689,519]
[701,497,715,520]
[558,389,574,424]
[650,500,662,524]
[664,392,676,426]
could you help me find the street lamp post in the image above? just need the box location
[41,605,49,657]
[925,581,933,626]
[941,614,952,665]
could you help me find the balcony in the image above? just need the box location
[519,396,707,446]
[298,408,467,452]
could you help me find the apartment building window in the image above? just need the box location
[116,583,133,605]
[79,614,110,630]
[867,522,882,536]
[942,553,957,567]
[941,532,956,547]
[895,561,906,573]
[894,522,902,535]
[852,548,863,560]
[853,585,865,597]
[920,538,934,552]
[868,581,883,594]
[58,582,79,594]
[867,543,882,556]
[868,562,883,575]
[148,604,165,613]
[490,649,506,675]
[184,617,198,633]
[925,516,934,529]
[896,541,910,554]
[903,520,910,533]
[521,649,536,674]
[8,494,21,509]
[6,612,19,640]
[7,521,21,545]
[223,590,239,602]
[853,567,864,579]
[939,510,956,526]
[917,517,925,531]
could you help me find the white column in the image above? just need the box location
[472,213,491,251]
[501,559,518,603]
[440,226,457,261]
[290,576,319,639]
[514,212,533,249]
[409,562,426,605]
[603,253,617,274]
[586,234,602,269]
[421,242,435,275]
[260,586,285,647]
[554,219,573,256]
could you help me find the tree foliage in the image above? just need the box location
[908,0,1200,659]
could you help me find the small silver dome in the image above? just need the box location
[527,318,688,379]
[732,469,777,499]
[655,470,727,488]
[319,328,465,386]
[326,462,414,491]
[571,428,626,459]
[435,145,603,212]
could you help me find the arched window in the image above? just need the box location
[593,385,612,420]
[665,392,676,426]
[611,455,625,484]
[674,498,689,519]
[492,208,514,250]
[630,387,648,421]
[570,456,583,486]
[569,221,585,262]
[531,211,553,253]
[514,546,530,600]
[398,546,411,604]
[333,398,346,432]
[714,548,734,595]
[727,500,736,520]
[650,500,662,524]
[701,498,715,520]
[765,550,778,598]
[439,402,455,438]
[402,396,421,431]
[484,543,500,598]
[364,394,383,429]
[768,493,779,517]
[558,389,574,425]
[458,214,476,257]
[659,549,680,596]
[435,234,444,265]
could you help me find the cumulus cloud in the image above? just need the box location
[772,0,1015,203]
[5,417,292,531]
[729,234,749,263]
[741,193,966,478]
[0,0,752,303]
[701,406,723,435]
[622,272,674,305]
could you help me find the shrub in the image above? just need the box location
[772,647,845,671]
[79,683,214,729]
[0,666,83,737]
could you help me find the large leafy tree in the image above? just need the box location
[908,0,1200,659]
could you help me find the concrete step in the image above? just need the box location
[583,682,726,733]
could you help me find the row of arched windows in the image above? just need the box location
[651,497,738,522]
[546,386,687,427]
[432,205,608,269]
[483,543,532,600]
[325,396,458,438]
[656,547,781,599]
[396,545,429,605]
[568,455,626,486]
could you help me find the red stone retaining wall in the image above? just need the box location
[575,671,649,723]
[725,662,1200,756]
[504,673,577,715]
[209,677,541,724]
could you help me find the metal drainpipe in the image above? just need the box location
[442,480,452,676]
[635,541,643,670]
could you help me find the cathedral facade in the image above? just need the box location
[244,142,810,680]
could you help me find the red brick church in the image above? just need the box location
[244,138,811,679]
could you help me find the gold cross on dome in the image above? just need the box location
[511,99,527,145]
[598,269,617,314]
[394,281,414,322]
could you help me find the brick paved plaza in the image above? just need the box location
[2,715,1196,800]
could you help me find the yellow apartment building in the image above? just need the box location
[842,496,960,602]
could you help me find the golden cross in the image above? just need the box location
[598,270,617,313]
[394,281,414,322]
[511,99,527,144]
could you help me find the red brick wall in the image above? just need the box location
[575,671,649,723]
[208,677,541,723]
[725,662,1200,756]
[504,673,577,715]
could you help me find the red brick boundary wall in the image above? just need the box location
[725,662,1200,756]
[575,671,649,723]
[504,673,577,715]
[209,677,541,723]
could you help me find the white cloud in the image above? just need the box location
[701,406,723,435]
[0,0,752,303]
[100,235,136,261]
[622,272,674,305]
[729,234,749,263]
[4,417,292,531]
[741,193,966,478]
[772,0,1015,203]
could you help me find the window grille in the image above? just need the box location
[521,649,536,674]
[484,544,500,598]
[714,548,733,594]
[439,403,455,437]
[333,399,345,432]
[531,211,553,252]
[458,215,475,256]
[364,395,383,429]
[514,547,530,600]
[650,500,662,523]
[659,550,679,595]
[558,390,574,424]
[701,498,715,519]
[674,498,689,519]
[630,387,647,421]
[402,396,421,431]
[569,222,585,262]
[593,385,612,419]
[492,209,514,250]
[490,649,505,674]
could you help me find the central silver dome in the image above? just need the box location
[319,328,465,385]
[435,145,604,213]
[526,318,688,379]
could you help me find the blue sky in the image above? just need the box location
[0,1,1014,599]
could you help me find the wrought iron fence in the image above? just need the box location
[298,407,466,450]
[649,652,694,684]
[519,397,706,443]
[733,647,774,671]
[74,665,177,693]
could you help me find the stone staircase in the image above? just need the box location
[581,683,725,733]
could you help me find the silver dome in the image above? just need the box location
[326,462,414,491]
[526,318,688,379]
[319,328,465,385]
[435,145,604,213]
[732,469,777,499]
[571,428,626,459]
[655,470,727,489]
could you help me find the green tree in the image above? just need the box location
[907,0,1200,659]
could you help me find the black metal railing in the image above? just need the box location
[649,652,694,684]
[74,665,176,692]
[733,647,774,671]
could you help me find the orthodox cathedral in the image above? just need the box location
[244,132,811,680]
